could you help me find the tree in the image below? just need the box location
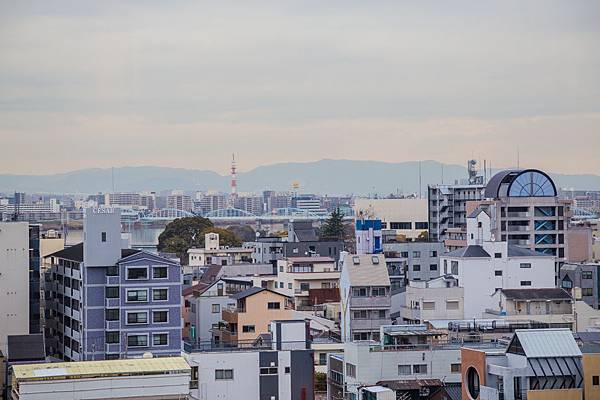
[320,208,345,240]
[157,216,213,263]
[315,372,327,392]
[226,224,256,242]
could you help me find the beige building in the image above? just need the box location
[276,256,340,308]
[0,222,29,354]
[398,275,464,323]
[353,198,428,240]
[217,287,293,344]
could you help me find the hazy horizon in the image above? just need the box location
[2,1,599,176]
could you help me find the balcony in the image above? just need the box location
[106,276,120,285]
[222,308,241,324]
[106,320,120,330]
[506,225,529,232]
[506,212,529,218]
[106,298,120,308]
[72,289,81,301]
[350,318,390,331]
[350,296,391,309]
[105,343,121,353]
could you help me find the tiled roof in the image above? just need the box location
[511,328,581,358]
[500,288,572,301]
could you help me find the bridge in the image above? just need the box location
[119,207,353,223]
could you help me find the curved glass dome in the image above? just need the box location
[508,170,556,197]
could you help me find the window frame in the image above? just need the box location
[126,310,149,325]
[126,266,149,281]
[152,287,169,302]
[152,310,169,324]
[126,288,149,303]
[215,369,234,380]
[105,286,120,299]
[127,333,149,348]
[152,266,168,279]
[152,332,169,347]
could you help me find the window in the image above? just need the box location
[520,263,531,269]
[413,251,421,258]
[211,304,220,313]
[319,353,327,365]
[415,222,428,230]
[127,289,148,302]
[346,363,356,378]
[285,367,290,373]
[495,270,503,276]
[494,253,502,258]
[215,369,234,380]
[128,334,148,347]
[300,282,309,292]
[105,287,119,298]
[467,367,480,399]
[106,331,119,344]
[105,309,119,321]
[127,267,148,280]
[413,265,421,271]
[451,261,459,275]
[152,333,168,346]
[593,375,599,386]
[446,300,459,310]
[279,282,284,289]
[242,325,255,333]
[268,302,281,309]
[582,288,594,296]
[352,288,367,297]
[260,367,278,375]
[101,232,107,242]
[391,222,412,230]
[561,279,573,289]
[582,271,593,279]
[353,332,369,341]
[153,311,168,323]
[430,264,437,271]
[401,252,409,258]
[413,364,427,374]
[451,363,461,373]
[288,283,292,289]
[378,310,387,319]
[372,287,386,297]
[398,365,411,375]
[371,255,380,264]
[153,266,168,279]
[127,312,148,324]
[353,310,368,319]
[352,256,360,265]
[106,266,119,276]
[430,251,437,257]
[520,281,532,286]
[423,301,435,310]
[153,288,168,301]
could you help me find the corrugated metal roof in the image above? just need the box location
[344,254,390,286]
[12,357,190,382]
[513,329,581,358]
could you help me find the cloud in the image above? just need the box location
[0,1,599,175]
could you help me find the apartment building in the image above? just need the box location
[213,287,293,345]
[340,253,391,342]
[276,256,340,308]
[187,232,253,277]
[328,324,501,400]
[10,357,191,400]
[44,208,182,361]
[440,207,556,319]
[355,219,383,255]
[167,192,193,212]
[382,238,444,283]
[397,275,464,323]
[184,320,314,400]
[560,263,600,309]
[354,198,429,240]
[188,278,252,345]
[104,193,141,208]
[0,222,30,355]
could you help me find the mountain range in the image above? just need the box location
[1,160,599,195]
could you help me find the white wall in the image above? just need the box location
[353,199,428,239]
[0,222,29,353]
[83,208,121,267]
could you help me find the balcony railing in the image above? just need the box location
[350,296,391,308]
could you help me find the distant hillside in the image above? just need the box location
[0,160,599,195]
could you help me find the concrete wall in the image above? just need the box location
[583,353,600,400]
[0,222,29,353]
[83,208,121,267]
[354,199,428,240]
[238,290,293,342]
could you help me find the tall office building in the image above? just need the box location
[45,208,182,361]
[427,162,486,243]
[0,222,29,353]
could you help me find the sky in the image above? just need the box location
[1,1,599,176]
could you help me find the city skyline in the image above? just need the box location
[1,1,599,175]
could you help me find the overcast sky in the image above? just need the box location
[1,1,599,175]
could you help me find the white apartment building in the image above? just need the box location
[187,233,253,276]
[276,257,340,308]
[353,198,428,240]
[398,275,464,323]
[440,208,555,319]
[0,222,29,354]
[167,192,193,212]
[340,253,391,342]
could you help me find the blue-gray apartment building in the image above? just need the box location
[44,208,182,361]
